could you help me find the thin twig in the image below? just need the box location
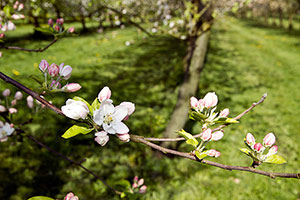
[0,38,58,52]
[131,135,300,179]
[26,134,121,194]
[144,93,268,142]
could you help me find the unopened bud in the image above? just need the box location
[98,86,111,102]
[11,99,17,106]
[139,185,147,194]
[39,59,49,72]
[14,91,23,100]
[63,83,81,92]
[9,108,17,114]
[200,128,212,141]
[0,105,6,112]
[203,92,218,108]
[0,33,5,38]
[254,143,263,152]
[48,63,60,77]
[117,133,130,142]
[27,96,34,109]
[263,133,276,147]
[68,27,75,33]
[48,19,53,26]
[246,133,255,145]
[3,89,10,97]
[219,108,229,117]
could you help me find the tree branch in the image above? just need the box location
[0,38,58,52]
[144,93,268,142]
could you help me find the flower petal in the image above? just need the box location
[113,105,128,122]
[113,122,129,134]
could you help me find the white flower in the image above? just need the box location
[94,131,109,146]
[0,121,14,142]
[93,99,129,134]
[61,99,89,120]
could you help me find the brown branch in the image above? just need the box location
[0,72,64,115]
[0,38,58,52]
[131,135,300,179]
[144,93,268,142]
[1,73,299,180]
[26,134,121,194]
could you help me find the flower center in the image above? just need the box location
[103,114,113,125]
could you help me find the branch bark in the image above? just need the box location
[0,38,58,52]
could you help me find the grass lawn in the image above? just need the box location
[0,17,299,200]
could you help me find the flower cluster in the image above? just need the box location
[0,121,15,142]
[0,89,23,114]
[240,132,286,166]
[130,176,147,194]
[64,192,79,200]
[39,59,81,93]
[48,18,74,34]
[61,86,135,146]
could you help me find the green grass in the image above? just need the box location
[0,17,300,200]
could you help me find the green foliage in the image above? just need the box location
[264,155,287,164]
[62,125,94,139]
[177,129,198,147]
[27,196,54,200]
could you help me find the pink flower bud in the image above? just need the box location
[9,108,17,114]
[11,99,17,106]
[13,2,18,9]
[3,89,10,97]
[268,145,278,155]
[263,133,276,147]
[54,25,60,31]
[200,128,212,141]
[246,133,255,145]
[56,18,64,25]
[59,65,72,80]
[50,80,62,89]
[139,185,147,194]
[117,133,130,142]
[206,149,221,157]
[219,108,229,117]
[138,178,144,186]
[27,96,34,109]
[211,131,224,141]
[0,33,5,38]
[190,96,198,109]
[0,105,6,112]
[64,192,79,200]
[132,182,138,189]
[254,143,263,152]
[94,131,109,146]
[68,27,75,33]
[18,3,24,11]
[98,86,111,102]
[63,83,81,92]
[14,91,23,100]
[203,92,218,108]
[133,176,139,182]
[48,63,60,77]
[48,19,53,26]
[39,59,49,72]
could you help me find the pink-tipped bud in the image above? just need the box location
[50,80,62,89]
[0,105,6,112]
[59,65,72,80]
[207,149,221,157]
[48,19,53,26]
[48,63,60,77]
[211,131,224,141]
[8,108,17,114]
[263,133,276,147]
[190,96,198,109]
[14,91,23,100]
[63,83,81,92]
[219,108,229,117]
[68,27,75,33]
[11,99,17,106]
[132,182,138,189]
[138,178,144,186]
[203,92,218,108]
[200,128,212,141]
[0,33,5,38]
[39,59,49,72]
[54,25,60,31]
[13,2,18,9]
[254,143,263,152]
[133,176,139,182]
[139,185,147,194]
[98,86,111,102]
[117,133,130,142]
[18,3,24,11]
[268,145,278,155]
[56,18,64,25]
[27,96,34,109]
[3,89,10,97]
[246,133,255,145]
[94,131,109,146]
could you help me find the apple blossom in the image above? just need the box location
[27,96,34,108]
[263,133,276,147]
[55,25,60,31]
[93,99,129,134]
[206,149,221,157]
[117,133,130,142]
[3,89,10,97]
[219,108,229,117]
[254,143,263,152]
[18,3,24,11]
[133,176,139,182]
[118,102,135,120]
[62,83,81,92]
[132,182,138,189]
[14,91,23,100]
[0,33,5,38]
[190,96,198,109]
[0,121,14,142]
[203,92,218,108]
[56,18,64,25]
[139,185,147,194]
[267,145,278,156]
[61,99,89,120]
[200,128,212,141]
[50,80,62,89]
[48,63,60,77]
[11,99,17,106]
[64,192,79,200]
[59,64,72,80]
[138,178,144,186]
[211,131,224,141]
[68,27,75,33]
[7,21,16,31]
[98,86,111,102]
[9,108,17,114]
[246,133,255,145]
[0,105,6,112]
[48,19,54,26]
[39,60,49,72]
[94,131,109,146]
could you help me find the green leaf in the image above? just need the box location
[195,150,207,159]
[3,5,11,18]
[264,155,287,164]
[62,125,94,139]
[239,148,252,156]
[215,117,239,125]
[177,129,198,147]
[73,96,93,114]
[114,180,131,188]
[120,192,126,198]
[91,98,101,112]
[29,75,43,85]
[189,111,208,121]
[35,27,53,34]
[27,196,54,200]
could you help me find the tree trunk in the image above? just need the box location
[288,14,294,30]
[81,15,87,31]
[279,8,283,28]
